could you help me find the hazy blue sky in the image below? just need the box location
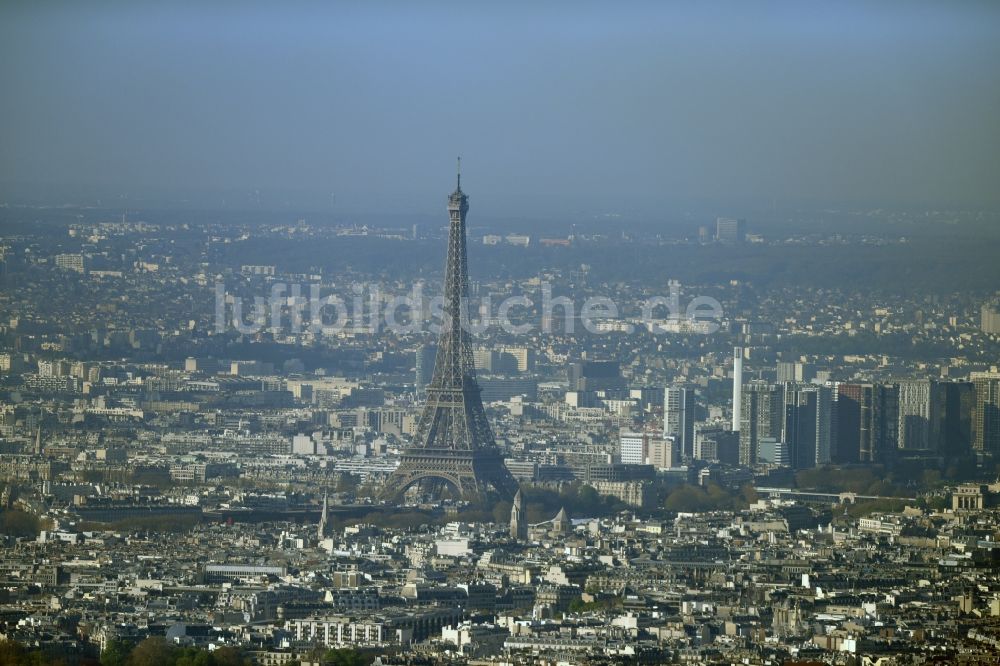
[1,1,999,216]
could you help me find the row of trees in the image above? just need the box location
[101,638,250,666]
[0,638,373,666]
[0,509,41,538]
[663,482,756,513]
[792,461,989,498]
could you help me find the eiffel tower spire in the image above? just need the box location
[382,166,518,503]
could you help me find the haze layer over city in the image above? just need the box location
[1,2,1000,665]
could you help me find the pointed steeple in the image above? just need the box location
[510,487,527,541]
[317,492,329,541]
[552,506,569,536]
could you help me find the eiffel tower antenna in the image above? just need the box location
[382,165,518,504]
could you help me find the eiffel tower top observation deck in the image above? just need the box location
[381,161,518,503]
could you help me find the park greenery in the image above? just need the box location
[663,482,756,513]
[0,638,375,666]
[0,509,41,538]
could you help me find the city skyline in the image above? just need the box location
[2,2,1000,664]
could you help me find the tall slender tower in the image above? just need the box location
[664,386,696,458]
[732,347,744,432]
[317,492,329,540]
[382,163,519,503]
[510,488,527,541]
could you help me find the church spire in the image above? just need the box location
[551,506,569,537]
[317,492,329,540]
[510,487,527,541]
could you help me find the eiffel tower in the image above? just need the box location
[382,161,518,504]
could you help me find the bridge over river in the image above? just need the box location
[754,487,915,505]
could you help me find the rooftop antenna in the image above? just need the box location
[456,156,461,191]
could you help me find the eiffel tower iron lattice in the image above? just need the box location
[381,163,519,503]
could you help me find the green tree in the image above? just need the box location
[0,639,27,665]
[101,639,131,666]
[209,646,250,666]
[0,510,40,538]
[127,637,175,666]
[335,474,360,494]
[174,648,212,666]
[322,648,370,666]
[492,500,512,525]
[664,485,710,512]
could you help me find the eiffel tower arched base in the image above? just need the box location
[382,448,518,505]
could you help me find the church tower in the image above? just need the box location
[510,488,527,541]
[317,492,329,541]
[551,507,569,537]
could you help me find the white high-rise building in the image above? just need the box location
[292,434,316,455]
[647,435,679,469]
[732,347,744,432]
[981,302,1000,335]
[54,253,85,273]
[664,386,696,458]
[618,431,647,465]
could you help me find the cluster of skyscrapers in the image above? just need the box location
[731,349,1000,469]
[615,352,1000,474]
[737,381,832,469]
[613,349,988,472]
